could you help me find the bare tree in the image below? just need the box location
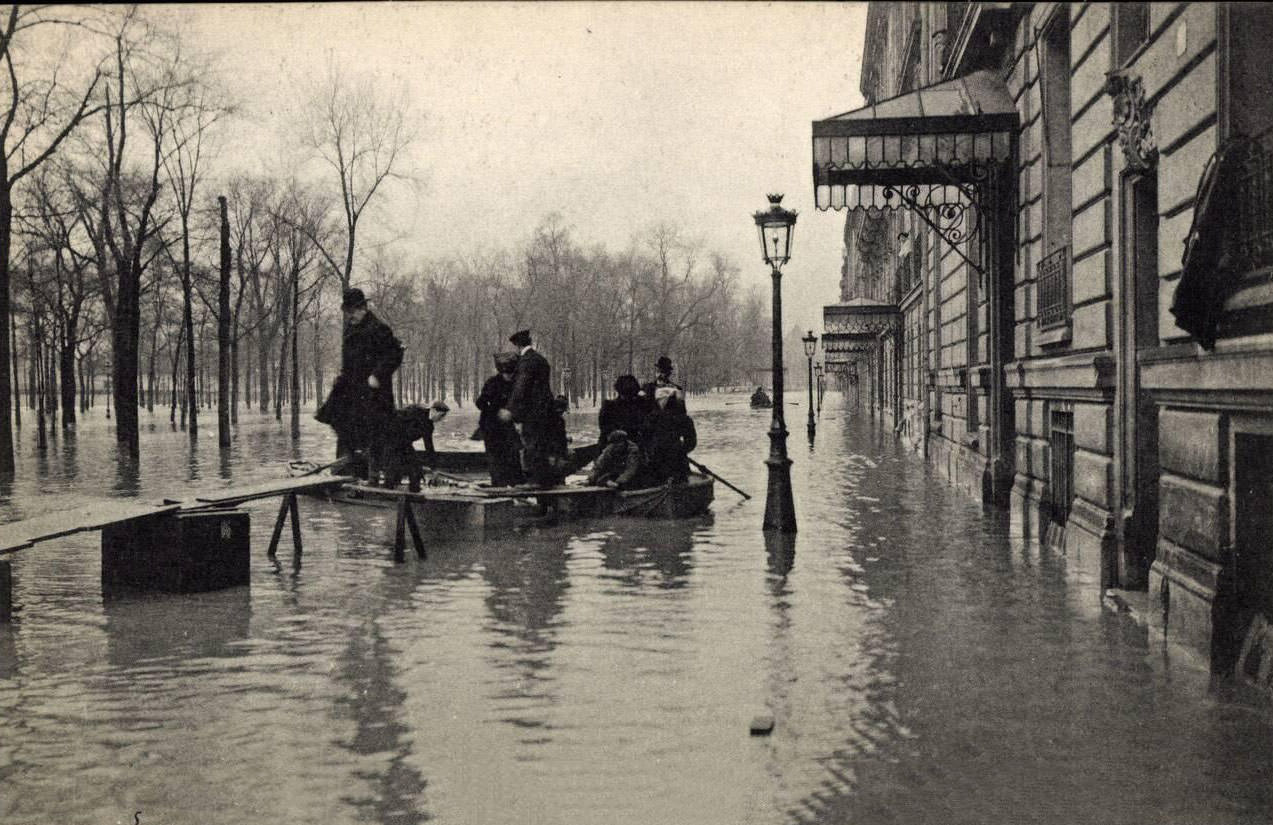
[300,62,417,290]
[155,51,230,440]
[0,5,110,471]
[72,10,193,458]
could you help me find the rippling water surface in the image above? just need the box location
[1,395,1270,825]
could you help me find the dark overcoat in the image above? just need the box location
[476,374,515,435]
[643,398,697,483]
[318,310,403,440]
[506,347,554,423]
[598,396,648,444]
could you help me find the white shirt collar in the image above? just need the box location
[520,344,534,355]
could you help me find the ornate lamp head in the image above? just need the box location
[753,193,798,269]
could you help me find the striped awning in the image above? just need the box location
[812,71,1018,211]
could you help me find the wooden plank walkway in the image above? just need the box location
[192,476,354,506]
[0,500,181,555]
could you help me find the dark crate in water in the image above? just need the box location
[102,510,251,594]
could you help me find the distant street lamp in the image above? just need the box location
[802,330,817,439]
[814,362,824,414]
[753,193,798,533]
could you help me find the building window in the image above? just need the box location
[1049,409,1075,528]
[1037,246,1069,329]
[1226,2,1273,277]
[1114,3,1149,66]
[1038,8,1072,257]
[1226,3,1273,141]
[900,20,922,94]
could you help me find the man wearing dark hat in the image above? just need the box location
[316,287,404,478]
[642,355,684,410]
[499,329,557,487]
[475,351,525,487]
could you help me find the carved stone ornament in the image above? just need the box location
[1106,71,1158,171]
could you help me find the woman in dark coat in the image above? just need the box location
[475,352,525,487]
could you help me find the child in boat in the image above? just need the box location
[587,429,644,489]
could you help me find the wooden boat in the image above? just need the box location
[749,393,773,409]
[613,473,714,518]
[471,473,714,519]
[290,454,713,520]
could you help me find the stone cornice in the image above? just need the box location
[1005,351,1116,390]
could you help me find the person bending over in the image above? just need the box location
[587,429,644,490]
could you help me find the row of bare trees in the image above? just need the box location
[0,5,770,476]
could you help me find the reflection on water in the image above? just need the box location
[0,402,1271,824]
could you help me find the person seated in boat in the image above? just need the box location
[641,355,684,410]
[372,401,449,492]
[475,352,525,487]
[599,374,647,444]
[641,386,697,485]
[587,428,644,490]
[750,386,771,407]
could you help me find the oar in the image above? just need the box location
[688,457,751,500]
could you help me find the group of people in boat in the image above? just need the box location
[317,287,698,492]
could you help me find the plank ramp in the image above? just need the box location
[0,500,182,555]
[192,476,355,506]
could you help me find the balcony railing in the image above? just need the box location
[1231,126,1273,277]
[1037,246,1069,329]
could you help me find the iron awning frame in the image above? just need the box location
[812,74,1020,278]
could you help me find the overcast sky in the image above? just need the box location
[168,2,868,336]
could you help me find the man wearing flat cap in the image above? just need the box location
[316,287,404,478]
[499,329,556,487]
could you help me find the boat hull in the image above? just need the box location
[613,475,714,518]
[292,457,713,521]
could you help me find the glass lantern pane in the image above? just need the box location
[762,225,787,264]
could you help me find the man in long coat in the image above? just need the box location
[499,329,556,487]
[317,287,404,478]
[475,351,525,487]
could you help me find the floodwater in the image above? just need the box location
[1,394,1271,825]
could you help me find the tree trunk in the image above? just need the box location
[170,320,183,427]
[0,184,15,471]
[182,260,196,436]
[113,261,141,457]
[146,340,156,413]
[217,196,231,447]
[290,269,300,439]
[59,327,76,429]
[311,318,322,412]
[275,306,286,422]
[34,316,45,449]
[258,332,271,413]
[10,298,18,431]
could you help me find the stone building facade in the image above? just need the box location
[813,2,1273,673]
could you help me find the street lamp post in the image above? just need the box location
[814,362,823,415]
[802,330,817,439]
[753,193,798,533]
